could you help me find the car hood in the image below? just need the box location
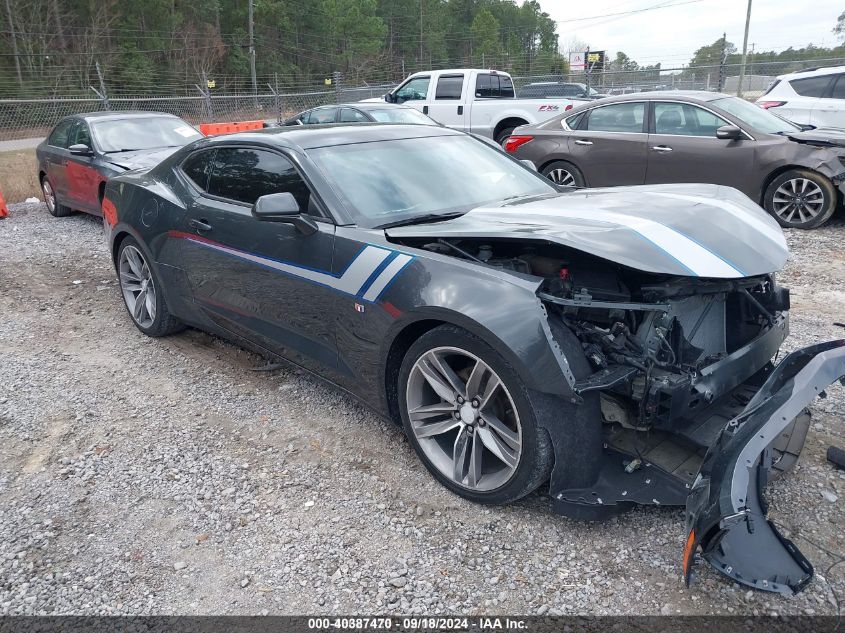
[786,127,845,148]
[386,184,788,279]
[104,146,182,171]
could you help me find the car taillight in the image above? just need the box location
[504,135,534,153]
[564,104,573,111]
[758,101,786,109]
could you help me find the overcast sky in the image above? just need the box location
[544,0,844,70]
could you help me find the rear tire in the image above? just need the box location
[763,169,837,229]
[117,236,184,337]
[542,161,585,188]
[495,127,517,146]
[398,325,553,505]
[42,177,72,217]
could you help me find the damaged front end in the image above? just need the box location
[386,194,842,595]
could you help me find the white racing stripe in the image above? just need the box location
[646,191,786,248]
[186,238,401,296]
[362,254,415,301]
[496,205,744,277]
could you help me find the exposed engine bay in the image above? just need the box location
[408,236,791,431]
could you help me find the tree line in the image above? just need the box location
[0,0,563,96]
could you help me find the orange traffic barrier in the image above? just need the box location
[0,188,8,219]
[199,120,265,136]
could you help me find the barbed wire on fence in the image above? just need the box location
[2,56,844,141]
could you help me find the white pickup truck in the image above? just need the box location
[366,68,589,144]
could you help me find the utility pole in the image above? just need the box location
[419,0,423,67]
[3,0,22,86]
[248,0,258,107]
[737,0,753,97]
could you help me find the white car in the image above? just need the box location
[364,69,589,144]
[756,65,845,128]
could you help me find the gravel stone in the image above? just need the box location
[0,202,842,615]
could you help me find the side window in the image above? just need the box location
[181,149,216,191]
[476,74,514,99]
[831,74,845,100]
[394,76,430,102]
[310,107,338,124]
[339,108,370,123]
[48,120,74,148]
[71,121,92,148]
[790,75,832,98]
[208,147,312,210]
[653,102,729,136]
[499,76,514,98]
[475,74,493,98]
[585,102,645,133]
[435,75,464,100]
[563,112,585,130]
[297,111,312,124]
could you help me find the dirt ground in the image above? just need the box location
[0,149,40,203]
[0,202,843,616]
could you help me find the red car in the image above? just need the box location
[36,111,202,217]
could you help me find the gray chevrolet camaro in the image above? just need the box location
[505,91,845,229]
[103,123,845,595]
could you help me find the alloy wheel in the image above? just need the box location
[119,245,157,329]
[547,168,576,187]
[42,180,56,213]
[406,346,523,492]
[771,178,825,224]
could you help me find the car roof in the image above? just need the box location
[211,123,462,150]
[312,103,413,110]
[777,65,845,79]
[583,90,730,103]
[72,111,183,122]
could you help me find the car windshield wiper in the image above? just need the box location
[103,148,145,154]
[375,211,466,230]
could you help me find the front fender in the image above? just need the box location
[379,258,581,402]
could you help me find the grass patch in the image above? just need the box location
[0,149,40,204]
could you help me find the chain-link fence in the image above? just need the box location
[2,57,844,142]
[0,83,394,142]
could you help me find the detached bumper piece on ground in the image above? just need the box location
[685,340,845,594]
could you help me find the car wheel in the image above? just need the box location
[42,177,71,217]
[542,161,585,188]
[399,325,553,505]
[117,237,184,337]
[495,127,517,146]
[764,169,837,229]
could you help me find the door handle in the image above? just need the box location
[574,139,593,146]
[423,105,429,114]
[457,105,463,115]
[651,145,673,152]
[189,218,212,232]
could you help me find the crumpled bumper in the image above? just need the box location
[684,339,845,594]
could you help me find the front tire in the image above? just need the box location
[117,237,184,337]
[42,177,72,217]
[764,169,837,229]
[398,325,553,505]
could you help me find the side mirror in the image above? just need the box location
[716,125,743,140]
[69,143,93,156]
[384,92,396,104]
[252,192,317,235]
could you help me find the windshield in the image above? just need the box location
[365,108,433,124]
[92,117,202,152]
[308,135,555,228]
[710,97,801,134]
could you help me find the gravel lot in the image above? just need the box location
[0,201,843,616]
